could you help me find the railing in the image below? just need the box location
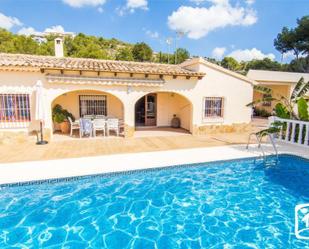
[246,132,278,159]
[269,116,309,147]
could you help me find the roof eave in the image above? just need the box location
[181,57,258,85]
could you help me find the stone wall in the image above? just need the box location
[124,125,135,138]
[193,123,252,136]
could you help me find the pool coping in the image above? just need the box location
[1,153,308,188]
[0,142,308,186]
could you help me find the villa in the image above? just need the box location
[1,41,309,249]
[0,38,255,141]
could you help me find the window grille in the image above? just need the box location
[0,94,31,128]
[203,97,224,118]
[79,95,107,117]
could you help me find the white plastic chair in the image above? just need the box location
[83,115,93,119]
[68,116,80,137]
[95,115,106,119]
[93,119,106,137]
[107,118,119,136]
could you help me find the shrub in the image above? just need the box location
[254,108,271,117]
[297,98,309,121]
[52,104,75,123]
[274,103,290,119]
[53,113,66,123]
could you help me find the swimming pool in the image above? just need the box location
[0,154,308,248]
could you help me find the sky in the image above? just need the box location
[0,0,308,62]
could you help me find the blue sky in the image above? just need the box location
[0,0,308,62]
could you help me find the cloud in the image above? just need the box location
[62,0,106,8]
[246,0,255,5]
[145,30,159,39]
[0,12,22,30]
[189,0,206,5]
[117,0,148,15]
[167,1,257,39]
[212,47,226,59]
[282,51,295,60]
[227,48,275,62]
[190,0,230,5]
[17,27,39,36]
[281,51,306,62]
[126,0,148,11]
[44,25,66,33]
[18,25,73,37]
[97,7,103,13]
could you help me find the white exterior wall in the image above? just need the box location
[0,60,254,136]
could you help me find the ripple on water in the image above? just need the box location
[0,155,308,248]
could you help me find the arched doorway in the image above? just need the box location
[135,93,157,126]
[134,92,192,133]
[51,89,124,136]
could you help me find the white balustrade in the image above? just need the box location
[268,116,309,147]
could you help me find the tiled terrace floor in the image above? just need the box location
[0,119,270,164]
[0,131,255,163]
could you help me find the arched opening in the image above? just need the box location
[51,89,124,137]
[134,92,193,133]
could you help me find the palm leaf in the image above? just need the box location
[246,97,277,107]
[256,122,283,137]
[291,77,305,101]
[297,80,309,99]
[253,85,272,94]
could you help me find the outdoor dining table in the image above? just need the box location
[79,117,123,137]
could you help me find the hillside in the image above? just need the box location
[0,28,308,73]
[0,28,190,64]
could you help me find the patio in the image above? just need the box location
[0,131,254,163]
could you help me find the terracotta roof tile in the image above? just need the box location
[0,53,204,77]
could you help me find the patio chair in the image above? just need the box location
[95,115,106,119]
[107,118,120,136]
[83,115,93,119]
[80,118,93,138]
[93,119,106,137]
[68,116,80,137]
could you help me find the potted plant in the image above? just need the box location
[52,104,74,134]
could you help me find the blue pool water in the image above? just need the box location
[0,155,309,248]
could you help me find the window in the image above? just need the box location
[79,95,107,117]
[0,94,31,123]
[262,94,272,107]
[203,97,224,118]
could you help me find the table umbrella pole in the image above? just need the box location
[36,121,48,145]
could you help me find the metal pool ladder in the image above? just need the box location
[246,132,278,160]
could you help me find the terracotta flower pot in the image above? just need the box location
[60,121,70,134]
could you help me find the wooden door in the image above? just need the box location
[144,94,156,126]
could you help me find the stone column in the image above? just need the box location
[123,101,135,138]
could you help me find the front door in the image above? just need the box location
[135,94,156,126]
[145,94,156,126]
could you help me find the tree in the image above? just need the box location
[274,15,309,59]
[174,48,190,64]
[288,56,309,73]
[221,57,240,71]
[247,77,309,120]
[245,58,283,72]
[132,42,153,62]
[116,47,134,61]
[295,16,309,55]
[154,51,170,64]
[274,27,301,59]
[205,57,221,65]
